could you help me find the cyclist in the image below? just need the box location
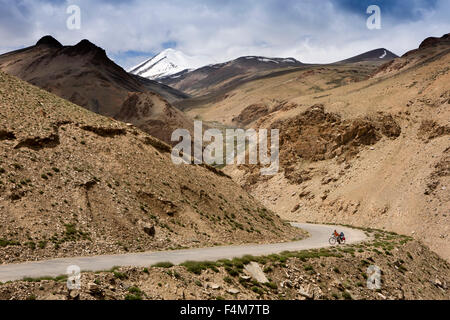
[333,230,341,244]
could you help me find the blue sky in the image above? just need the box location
[0,0,448,69]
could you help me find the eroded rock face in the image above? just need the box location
[238,105,401,186]
[418,120,450,142]
[424,147,450,195]
[275,105,401,165]
[143,224,156,237]
[374,114,402,138]
[232,104,270,126]
[14,134,60,150]
[80,126,127,138]
[0,130,16,140]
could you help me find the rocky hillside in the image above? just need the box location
[1,228,448,300]
[115,92,193,144]
[0,36,190,144]
[182,64,377,125]
[218,34,449,261]
[0,71,304,264]
[373,33,450,78]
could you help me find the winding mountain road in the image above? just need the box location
[0,223,367,283]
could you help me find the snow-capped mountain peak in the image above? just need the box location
[129,49,214,80]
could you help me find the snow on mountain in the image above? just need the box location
[244,56,299,64]
[128,49,215,80]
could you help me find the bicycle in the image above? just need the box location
[329,234,346,245]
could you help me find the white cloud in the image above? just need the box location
[0,0,448,68]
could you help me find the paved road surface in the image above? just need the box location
[0,223,367,282]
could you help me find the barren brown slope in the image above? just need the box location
[0,36,188,114]
[219,34,450,261]
[0,36,190,144]
[161,56,305,98]
[115,92,194,144]
[373,33,450,78]
[183,64,377,126]
[175,47,397,119]
[0,71,304,264]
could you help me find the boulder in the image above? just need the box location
[244,262,269,284]
[68,289,80,300]
[298,286,314,299]
[377,293,387,300]
[434,279,443,288]
[227,288,240,295]
[88,282,100,293]
[207,283,220,290]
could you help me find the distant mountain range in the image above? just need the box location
[158,55,305,96]
[131,47,399,96]
[129,49,304,84]
[130,47,399,81]
[128,49,305,82]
